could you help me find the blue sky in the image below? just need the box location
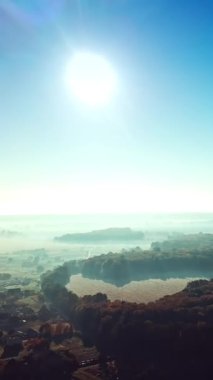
[0,0,213,214]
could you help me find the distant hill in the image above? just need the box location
[54,227,144,243]
[151,232,213,252]
[0,230,22,238]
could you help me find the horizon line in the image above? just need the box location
[0,211,213,217]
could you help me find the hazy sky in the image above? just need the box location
[0,0,213,214]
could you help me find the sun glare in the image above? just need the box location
[64,51,117,106]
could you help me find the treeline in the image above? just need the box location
[152,232,213,252]
[79,249,213,284]
[41,234,213,287]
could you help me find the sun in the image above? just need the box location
[64,51,117,106]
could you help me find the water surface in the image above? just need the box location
[67,274,202,303]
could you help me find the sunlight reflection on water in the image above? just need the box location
[67,274,203,303]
